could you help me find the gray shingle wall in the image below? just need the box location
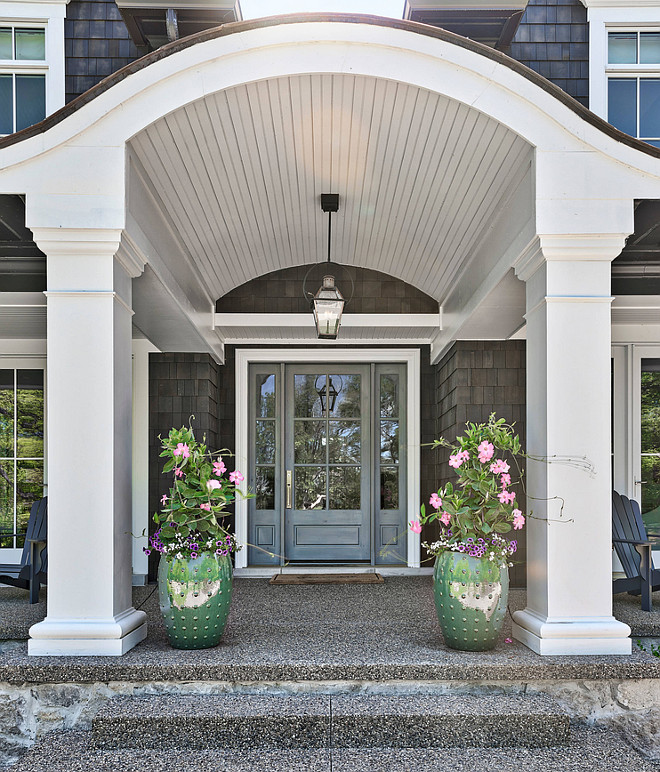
[65,0,143,103]
[430,341,527,587]
[510,0,589,108]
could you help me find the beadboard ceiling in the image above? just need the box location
[128,73,532,303]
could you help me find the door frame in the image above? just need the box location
[235,348,421,569]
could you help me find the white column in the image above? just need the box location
[512,235,632,656]
[29,229,147,656]
[131,338,158,585]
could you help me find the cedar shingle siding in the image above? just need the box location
[65,0,142,103]
[510,0,589,108]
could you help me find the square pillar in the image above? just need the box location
[512,235,632,656]
[28,229,147,655]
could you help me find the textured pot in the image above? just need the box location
[433,550,509,651]
[157,552,233,650]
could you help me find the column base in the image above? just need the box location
[28,608,147,656]
[512,608,632,656]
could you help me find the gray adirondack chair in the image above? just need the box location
[0,496,47,604]
[612,490,660,612]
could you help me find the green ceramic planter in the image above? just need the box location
[157,552,233,650]
[433,550,509,651]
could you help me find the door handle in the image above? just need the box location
[635,478,648,486]
[286,470,292,508]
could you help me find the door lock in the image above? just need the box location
[286,470,292,508]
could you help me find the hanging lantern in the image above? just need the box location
[313,275,345,340]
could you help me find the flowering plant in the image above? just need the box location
[145,426,249,560]
[411,414,525,566]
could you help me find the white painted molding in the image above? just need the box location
[612,295,660,324]
[216,313,441,328]
[30,227,123,257]
[116,233,148,279]
[234,348,421,570]
[580,0,660,7]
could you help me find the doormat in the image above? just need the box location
[269,573,384,585]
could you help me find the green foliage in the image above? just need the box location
[637,639,660,658]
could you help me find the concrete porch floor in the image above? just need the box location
[0,577,659,681]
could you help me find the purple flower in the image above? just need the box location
[190,551,198,559]
[143,548,151,556]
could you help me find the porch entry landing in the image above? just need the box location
[248,362,407,567]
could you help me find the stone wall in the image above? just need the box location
[510,0,589,108]
[430,341,527,587]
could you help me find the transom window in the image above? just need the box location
[608,30,660,149]
[0,25,46,135]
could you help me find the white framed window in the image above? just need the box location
[607,29,660,148]
[0,23,47,134]
[0,0,68,135]
[0,361,45,563]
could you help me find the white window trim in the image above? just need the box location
[0,355,46,565]
[234,348,421,571]
[0,0,67,128]
[588,6,660,122]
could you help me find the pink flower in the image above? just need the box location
[174,467,183,478]
[213,460,226,476]
[498,489,516,505]
[513,510,525,530]
[161,494,168,506]
[409,520,422,534]
[229,470,244,484]
[490,458,510,475]
[440,511,451,526]
[505,638,513,643]
[449,450,469,469]
[173,442,190,458]
[500,473,511,488]
[477,441,494,463]
[429,493,442,510]
[200,502,211,511]
[207,479,221,491]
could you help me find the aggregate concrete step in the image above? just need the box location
[91,692,570,750]
[11,725,660,772]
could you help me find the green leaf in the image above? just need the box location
[162,459,175,473]
[160,526,175,538]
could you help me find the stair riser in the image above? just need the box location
[92,715,570,750]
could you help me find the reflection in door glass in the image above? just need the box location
[294,375,325,417]
[380,420,399,463]
[328,421,361,464]
[255,421,276,464]
[256,374,276,418]
[641,360,660,544]
[381,468,398,509]
[295,466,326,509]
[294,420,326,464]
[380,374,399,417]
[255,467,275,510]
[329,466,361,509]
[328,375,361,417]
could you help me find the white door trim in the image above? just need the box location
[234,348,421,569]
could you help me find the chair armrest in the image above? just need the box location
[646,533,660,539]
[27,538,46,544]
[613,538,652,547]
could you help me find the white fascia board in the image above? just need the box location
[0,292,46,306]
[405,0,527,8]
[611,294,660,324]
[116,0,237,8]
[581,1,660,7]
[215,313,441,328]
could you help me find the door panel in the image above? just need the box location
[285,365,371,562]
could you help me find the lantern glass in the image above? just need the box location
[313,275,345,340]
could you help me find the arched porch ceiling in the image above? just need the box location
[128,73,533,303]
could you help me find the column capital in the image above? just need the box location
[514,233,629,282]
[31,227,123,259]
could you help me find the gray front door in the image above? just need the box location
[284,365,371,562]
[247,361,407,566]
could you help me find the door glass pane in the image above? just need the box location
[294,420,326,463]
[640,79,660,139]
[328,421,361,464]
[17,369,43,458]
[381,467,398,510]
[15,74,45,131]
[380,420,399,463]
[0,460,13,547]
[0,370,13,457]
[14,29,45,60]
[295,467,326,510]
[641,359,660,544]
[0,75,13,135]
[255,467,275,510]
[329,466,361,509]
[328,374,360,417]
[380,374,399,418]
[16,459,42,547]
[294,374,324,417]
[255,420,275,464]
[0,29,11,59]
[608,79,637,137]
[641,33,660,64]
[609,32,637,64]
[256,374,276,418]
